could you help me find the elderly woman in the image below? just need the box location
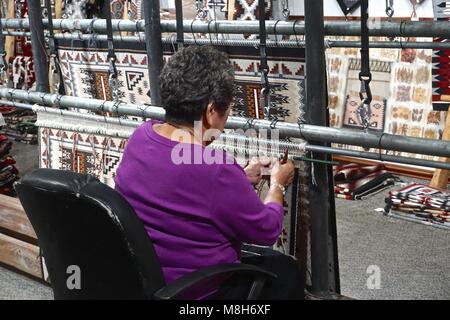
[115,46,303,299]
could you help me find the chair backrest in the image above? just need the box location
[15,169,165,300]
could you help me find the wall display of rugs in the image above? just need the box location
[327,54,350,128]
[385,61,446,161]
[0,0,38,144]
[328,54,392,154]
[326,37,448,164]
[344,59,392,131]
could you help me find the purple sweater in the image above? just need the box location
[115,121,283,285]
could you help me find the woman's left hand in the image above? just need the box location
[244,157,274,185]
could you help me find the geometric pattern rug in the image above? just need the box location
[57,41,306,124]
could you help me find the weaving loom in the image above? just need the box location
[3,0,450,301]
[36,104,308,255]
[51,31,308,255]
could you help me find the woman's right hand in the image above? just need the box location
[270,160,295,187]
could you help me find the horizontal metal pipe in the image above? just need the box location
[1,88,450,158]
[52,32,143,42]
[36,120,132,139]
[327,40,450,50]
[172,38,450,50]
[1,30,30,37]
[0,100,34,110]
[324,20,450,38]
[305,145,450,171]
[217,133,450,170]
[1,100,138,126]
[2,19,450,38]
[30,107,450,170]
[15,32,446,50]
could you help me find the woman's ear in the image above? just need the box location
[202,102,215,129]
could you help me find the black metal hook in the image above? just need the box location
[245,117,255,129]
[270,118,279,130]
[190,20,198,45]
[273,20,281,48]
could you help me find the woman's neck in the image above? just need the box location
[153,122,205,146]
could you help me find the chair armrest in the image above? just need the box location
[153,263,276,300]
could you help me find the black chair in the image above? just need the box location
[15,169,275,300]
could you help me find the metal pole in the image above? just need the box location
[305,145,450,171]
[2,19,450,38]
[175,0,184,49]
[328,40,450,50]
[0,100,34,110]
[26,0,49,93]
[305,0,331,296]
[8,30,449,50]
[2,89,450,158]
[143,0,163,105]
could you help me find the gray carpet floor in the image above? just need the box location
[336,189,450,300]
[0,142,449,300]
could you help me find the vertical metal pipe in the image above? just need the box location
[143,0,163,105]
[175,0,184,50]
[304,0,331,295]
[26,0,49,93]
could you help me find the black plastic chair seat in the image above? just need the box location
[15,169,275,300]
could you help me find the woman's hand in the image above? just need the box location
[263,160,295,206]
[244,157,273,185]
[270,160,295,187]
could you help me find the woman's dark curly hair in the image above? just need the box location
[159,46,235,125]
